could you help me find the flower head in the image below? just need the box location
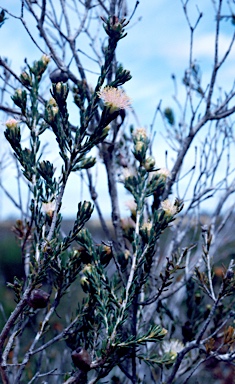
[42,201,56,218]
[98,86,131,112]
[133,127,148,141]
[123,167,136,180]
[156,168,171,179]
[161,339,184,359]
[5,118,20,129]
[41,54,51,66]
[15,89,23,98]
[141,222,152,236]
[161,199,177,216]
[46,98,59,122]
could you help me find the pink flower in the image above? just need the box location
[5,118,20,129]
[97,86,131,112]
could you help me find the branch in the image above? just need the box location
[102,142,125,255]
[0,285,32,377]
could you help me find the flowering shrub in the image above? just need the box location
[1,2,235,384]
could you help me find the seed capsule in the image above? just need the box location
[71,347,91,371]
[49,68,69,83]
[28,289,50,309]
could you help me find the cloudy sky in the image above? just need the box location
[0,0,234,220]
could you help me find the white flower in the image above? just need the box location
[156,168,171,179]
[161,339,184,356]
[97,86,131,111]
[161,199,177,216]
[42,201,56,217]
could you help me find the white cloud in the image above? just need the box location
[160,32,235,62]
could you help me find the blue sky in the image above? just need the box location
[0,0,235,220]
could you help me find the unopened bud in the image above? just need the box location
[5,118,19,129]
[80,275,90,293]
[20,71,32,87]
[41,54,50,66]
[144,156,155,171]
[54,82,69,100]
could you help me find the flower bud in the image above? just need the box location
[31,55,50,80]
[133,140,147,163]
[12,89,27,113]
[101,125,111,137]
[80,264,94,293]
[133,127,148,141]
[5,118,19,129]
[28,289,50,309]
[48,97,57,107]
[80,275,90,293]
[53,82,69,101]
[161,199,178,217]
[71,347,91,371]
[144,156,155,171]
[102,15,129,40]
[99,244,113,266]
[41,54,51,66]
[140,222,152,241]
[20,71,32,87]
[45,100,59,123]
